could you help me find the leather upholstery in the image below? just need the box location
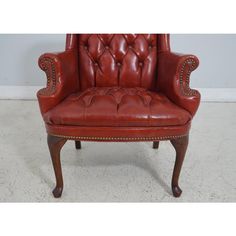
[157,52,200,116]
[78,34,157,90]
[38,34,200,141]
[45,123,191,142]
[43,87,191,127]
[38,50,79,114]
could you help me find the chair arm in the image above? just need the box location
[157,52,201,116]
[37,49,79,114]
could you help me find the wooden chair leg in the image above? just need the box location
[75,141,81,149]
[153,141,159,149]
[47,134,67,198]
[170,135,189,197]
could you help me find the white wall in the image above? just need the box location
[0,34,65,86]
[0,34,236,91]
[171,34,236,88]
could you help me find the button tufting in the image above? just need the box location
[78,34,159,90]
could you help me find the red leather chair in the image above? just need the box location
[37,34,200,198]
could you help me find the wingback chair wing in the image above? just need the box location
[37,34,200,198]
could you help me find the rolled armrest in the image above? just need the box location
[37,49,79,114]
[157,52,201,116]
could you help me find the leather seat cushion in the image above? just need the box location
[43,87,192,127]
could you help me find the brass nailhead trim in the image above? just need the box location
[49,134,187,141]
[179,58,198,96]
[39,57,57,96]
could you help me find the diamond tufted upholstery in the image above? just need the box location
[44,87,191,127]
[78,34,157,90]
[38,34,201,138]
[37,34,201,198]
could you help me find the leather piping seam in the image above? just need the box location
[48,134,187,141]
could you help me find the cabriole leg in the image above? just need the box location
[170,135,189,197]
[47,134,67,198]
[75,141,81,149]
[153,141,159,149]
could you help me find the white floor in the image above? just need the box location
[0,101,235,202]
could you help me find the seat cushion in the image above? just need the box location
[43,87,192,127]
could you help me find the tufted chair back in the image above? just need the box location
[66,34,170,91]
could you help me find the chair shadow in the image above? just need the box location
[65,141,172,195]
[16,132,171,197]
[20,136,55,189]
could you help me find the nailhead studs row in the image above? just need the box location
[39,57,57,96]
[50,134,187,141]
[179,58,198,96]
